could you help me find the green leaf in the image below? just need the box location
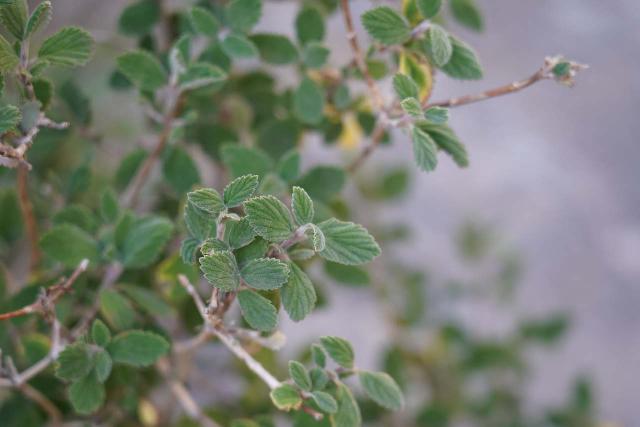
[312,391,338,414]
[295,6,325,45]
[418,122,468,167]
[293,76,324,125]
[305,223,325,252]
[40,224,98,268]
[187,188,224,215]
[163,146,200,194]
[291,186,314,226]
[450,0,483,31]
[288,360,312,391]
[99,289,135,331]
[0,34,18,72]
[311,344,326,368]
[417,0,442,19]
[392,73,418,100]
[552,62,571,77]
[221,145,273,179]
[333,383,361,427]
[91,320,111,347]
[244,195,295,242]
[181,237,200,264]
[25,0,52,38]
[237,289,278,331]
[250,33,298,65]
[359,371,404,411]
[425,24,452,67]
[0,0,27,40]
[223,174,259,208]
[178,62,227,91]
[412,126,438,172]
[201,238,230,255]
[200,251,240,291]
[310,367,329,390]
[281,262,316,322]
[424,106,449,124]
[221,33,258,59]
[317,219,380,265]
[120,284,173,317]
[184,201,216,242]
[276,150,300,183]
[295,166,345,203]
[0,105,20,133]
[400,97,423,117]
[226,0,262,32]
[94,349,113,383]
[118,0,160,36]
[116,50,168,91]
[320,336,354,369]
[68,372,105,415]
[240,258,289,290]
[189,6,219,37]
[361,6,410,45]
[225,217,257,249]
[121,216,173,268]
[325,262,370,287]
[302,42,329,69]
[56,342,93,381]
[38,26,94,67]
[100,188,119,224]
[270,383,302,411]
[440,36,482,80]
[33,77,53,109]
[107,330,170,367]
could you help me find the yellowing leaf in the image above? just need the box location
[399,51,433,103]
[339,113,364,150]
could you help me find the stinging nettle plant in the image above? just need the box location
[0,0,589,426]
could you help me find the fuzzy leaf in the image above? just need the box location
[189,6,219,37]
[412,126,438,172]
[419,122,468,167]
[289,360,312,391]
[0,34,18,72]
[281,262,316,322]
[226,0,262,32]
[240,258,289,290]
[250,33,298,65]
[320,336,354,369]
[425,24,452,67]
[295,7,325,45]
[56,342,93,381]
[226,217,257,249]
[392,73,418,100]
[25,0,52,38]
[178,62,227,91]
[224,174,259,208]
[424,106,449,124]
[333,383,361,427]
[38,26,94,67]
[450,0,483,31]
[188,188,224,215]
[91,319,111,347]
[0,0,27,40]
[361,6,410,45]
[293,76,324,125]
[359,371,405,411]
[401,97,423,117]
[0,105,21,133]
[40,224,99,268]
[440,36,482,80]
[94,349,113,383]
[117,50,168,91]
[312,391,338,414]
[200,251,240,291]
[244,195,295,242]
[221,33,258,59]
[270,383,302,411]
[317,219,380,265]
[68,372,105,414]
[237,289,278,331]
[107,331,169,367]
[99,289,135,331]
[291,186,314,226]
[417,0,442,18]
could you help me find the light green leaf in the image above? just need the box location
[121,216,173,268]
[291,186,314,226]
[225,217,257,249]
[400,97,423,117]
[320,336,354,369]
[361,6,410,45]
[424,106,449,124]
[221,33,258,59]
[288,360,311,391]
[392,73,418,100]
[221,145,273,179]
[178,62,227,91]
[55,342,93,381]
[237,289,278,331]
[188,188,224,215]
[91,319,111,347]
[201,238,230,256]
[317,219,380,265]
[117,50,168,91]
[295,6,324,45]
[450,0,483,31]
[281,262,316,322]
[302,42,329,69]
[333,383,361,427]
[311,344,326,368]
[425,24,452,67]
[118,0,160,36]
[181,237,200,264]
[0,0,27,40]
[68,372,105,415]
[223,174,259,208]
[200,251,240,291]
[38,26,94,67]
[40,224,99,268]
[270,383,302,411]
[325,262,370,287]
[94,349,112,383]
[310,367,330,391]
[250,33,298,65]
[25,0,52,38]
[120,284,173,317]
[359,371,404,411]
[0,105,21,133]
[100,188,119,224]
[99,289,135,331]
[412,126,438,172]
[417,0,442,18]
[107,330,170,367]
[440,36,482,80]
[0,34,18,72]
[419,122,468,167]
[244,195,295,242]
[312,391,338,414]
[184,201,216,242]
[189,6,219,37]
[240,258,289,290]
[226,0,262,32]
[293,76,324,125]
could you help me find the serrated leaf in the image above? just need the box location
[0,34,18,72]
[412,126,438,172]
[417,0,442,18]
[392,73,418,100]
[225,217,256,249]
[107,330,169,367]
[312,391,338,414]
[450,0,483,31]
[291,186,314,226]
[226,0,262,32]
[311,344,326,368]
[359,371,404,411]
[94,349,112,383]
[188,188,224,216]
[361,6,410,45]
[250,33,298,65]
[310,367,329,390]
[419,122,468,167]
[189,6,219,37]
[425,24,452,67]
[237,289,278,331]
[295,166,345,203]
[199,251,240,291]
[440,36,482,80]
[270,383,302,411]
[320,336,354,368]
[38,26,94,67]
[288,360,311,391]
[0,0,27,40]
[117,50,167,91]
[99,289,135,331]
[0,105,20,133]
[333,383,361,427]
[224,174,259,207]
[317,219,380,265]
[25,1,52,38]
[121,216,173,268]
[180,237,200,264]
[295,6,324,45]
[401,97,423,117]
[240,258,289,290]
[221,33,258,59]
[184,201,216,242]
[424,106,449,124]
[40,224,99,268]
[91,319,111,347]
[304,223,325,252]
[293,76,324,125]
[201,238,229,255]
[68,372,105,415]
[56,342,93,381]
[118,0,160,36]
[120,284,173,316]
[281,262,316,322]
[244,195,295,242]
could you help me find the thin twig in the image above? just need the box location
[19,383,63,427]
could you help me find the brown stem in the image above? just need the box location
[19,383,63,427]
[16,164,40,270]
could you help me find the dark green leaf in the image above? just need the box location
[221,145,273,179]
[0,0,27,40]
[121,217,173,268]
[250,33,298,65]
[25,0,52,38]
[118,0,159,36]
[224,174,259,207]
[55,342,93,381]
[361,6,410,45]
[99,289,135,331]
[107,330,170,367]
[187,188,224,215]
[237,289,278,331]
[392,73,418,100]
[200,251,240,291]
[418,122,468,167]
[162,146,200,194]
[225,217,257,249]
[0,105,20,133]
[417,0,442,19]
[226,0,262,32]
[189,6,219,37]
[295,7,325,45]
[320,336,354,368]
[117,50,168,91]
[440,36,482,80]
[91,319,111,347]
[425,24,452,67]
[38,26,94,67]
[244,195,295,242]
[240,258,289,290]
[68,372,105,414]
[94,349,112,383]
[0,34,18,72]
[295,166,345,203]
[333,383,361,427]
[120,284,173,316]
[281,262,316,322]
[40,224,98,268]
[450,0,483,31]
[302,42,330,69]
[221,33,259,59]
[291,186,314,225]
[312,391,338,414]
[293,76,324,125]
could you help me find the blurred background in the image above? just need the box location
[47,0,639,424]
